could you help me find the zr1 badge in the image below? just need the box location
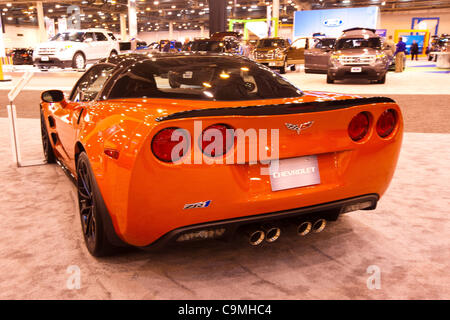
[183,200,211,210]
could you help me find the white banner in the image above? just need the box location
[246,21,269,39]
[58,18,67,33]
[45,17,56,38]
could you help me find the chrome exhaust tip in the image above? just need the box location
[297,221,312,236]
[248,230,265,246]
[264,226,281,243]
[312,219,327,233]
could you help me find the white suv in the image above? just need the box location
[33,29,119,70]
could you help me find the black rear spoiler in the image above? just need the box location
[155,97,395,122]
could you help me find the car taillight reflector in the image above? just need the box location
[376,109,397,138]
[104,148,120,159]
[201,124,234,157]
[151,127,189,162]
[348,112,370,142]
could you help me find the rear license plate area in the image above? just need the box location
[269,155,321,192]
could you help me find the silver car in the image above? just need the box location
[327,28,390,84]
[304,37,336,74]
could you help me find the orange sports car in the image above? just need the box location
[40,53,403,256]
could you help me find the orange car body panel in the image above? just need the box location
[41,90,403,247]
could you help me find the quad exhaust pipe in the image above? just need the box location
[296,219,327,236]
[312,219,327,233]
[244,218,326,245]
[246,228,265,246]
[245,225,281,246]
[262,225,281,243]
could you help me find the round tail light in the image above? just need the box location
[348,112,370,141]
[201,124,234,157]
[376,109,397,138]
[151,127,189,162]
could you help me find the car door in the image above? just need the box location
[94,32,110,59]
[82,32,96,61]
[56,64,116,171]
[287,37,309,65]
[305,38,335,72]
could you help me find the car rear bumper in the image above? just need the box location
[329,65,386,80]
[142,194,379,249]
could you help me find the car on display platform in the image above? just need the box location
[33,28,120,70]
[327,28,390,84]
[11,48,34,65]
[304,37,336,74]
[39,53,403,256]
[253,37,310,74]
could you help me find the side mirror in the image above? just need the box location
[41,90,65,103]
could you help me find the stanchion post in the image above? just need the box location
[6,71,46,167]
[0,58,12,82]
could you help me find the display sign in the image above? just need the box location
[293,6,380,38]
[402,34,425,54]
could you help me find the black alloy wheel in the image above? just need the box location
[76,152,116,256]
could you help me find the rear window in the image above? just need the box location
[191,41,226,52]
[336,37,381,50]
[257,39,286,48]
[106,56,302,101]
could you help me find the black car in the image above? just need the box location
[190,39,240,54]
[11,48,34,65]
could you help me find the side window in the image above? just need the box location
[107,33,116,41]
[70,65,115,102]
[292,38,309,49]
[83,32,94,42]
[314,40,323,49]
[95,32,108,41]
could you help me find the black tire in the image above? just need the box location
[279,64,286,74]
[290,64,296,71]
[77,152,117,257]
[109,50,118,57]
[72,52,86,70]
[326,74,334,84]
[378,74,386,84]
[40,111,56,163]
